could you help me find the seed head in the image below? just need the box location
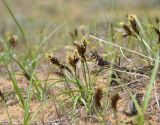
[48,55,61,67]
[67,52,79,69]
[0,90,4,101]
[74,28,78,38]
[90,51,110,66]
[155,17,159,24]
[69,28,78,40]
[122,24,133,37]
[8,35,18,47]
[47,55,72,73]
[128,15,139,35]
[73,39,86,60]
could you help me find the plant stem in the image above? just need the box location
[60,69,74,97]
[2,0,27,48]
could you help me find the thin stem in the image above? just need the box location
[60,69,74,97]
[85,61,91,88]
[67,68,85,99]
[2,0,27,48]
[89,35,154,61]
[82,60,88,88]
[2,101,13,125]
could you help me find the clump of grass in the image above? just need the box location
[47,37,103,116]
[89,14,160,124]
[2,3,160,124]
[121,14,151,58]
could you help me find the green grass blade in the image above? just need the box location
[23,64,39,125]
[73,96,80,116]
[3,61,25,108]
[143,52,159,112]
[2,0,26,46]
[3,101,13,125]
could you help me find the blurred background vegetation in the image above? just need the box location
[0,0,160,48]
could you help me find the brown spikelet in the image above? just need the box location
[74,28,78,38]
[73,39,86,60]
[48,55,72,73]
[67,52,79,73]
[111,93,120,111]
[8,35,18,47]
[155,27,160,34]
[90,51,110,66]
[128,15,139,35]
[154,27,160,44]
[48,55,61,67]
[155,17,159,24]
[69,32,75,40]
[0,90,4,101]
[94,87,102,108]
[69,28,78,40]
[122,24,133,37]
